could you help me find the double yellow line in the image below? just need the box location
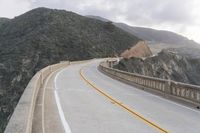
[79,67,169,133]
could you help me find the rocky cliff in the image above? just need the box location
[114,48,200,86]
[0,7,140,132]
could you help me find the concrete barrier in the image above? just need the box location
[4,61,70,133]
[70,59,93,65]
[99,60,200,108]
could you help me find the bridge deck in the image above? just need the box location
[32,59,200,133]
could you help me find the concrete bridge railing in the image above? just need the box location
[4,61,70,133]
[99,60,200,108]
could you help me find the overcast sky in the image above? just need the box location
[0,0,200,43]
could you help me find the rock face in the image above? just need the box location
[121,41,152,58]
[0,7,140,132]
[114,48,200,86]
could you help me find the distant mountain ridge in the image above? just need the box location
[87,15,200,53]
[115,23,194,45]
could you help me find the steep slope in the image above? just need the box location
[0,7,140,132]
[114,48,200,86]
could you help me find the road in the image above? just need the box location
[32,59,200,133]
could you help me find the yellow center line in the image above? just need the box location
[79,67,170,133]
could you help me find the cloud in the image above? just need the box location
[1,0,197,27]
[0,0,30,18]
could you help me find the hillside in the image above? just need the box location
[87,16,200,54]
[0,7,140,132]
[114,48,200,86]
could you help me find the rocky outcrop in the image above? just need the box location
[121,41,152,58]
[114,48,200,86]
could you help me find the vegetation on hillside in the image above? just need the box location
[0,7,140,132]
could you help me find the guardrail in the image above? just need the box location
[4,61,70,133]
[99,60,200,108]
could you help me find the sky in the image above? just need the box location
[0,0,200,43]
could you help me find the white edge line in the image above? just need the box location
[54,69,72,133]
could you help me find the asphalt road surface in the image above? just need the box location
[32,59,200,133]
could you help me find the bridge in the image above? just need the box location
[4,59,200,133]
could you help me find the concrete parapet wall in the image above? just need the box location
[99,60,200,108]
[70,59,92,65]
[4,61,70,133]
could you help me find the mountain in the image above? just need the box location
[0,7,140,132]
[87,16,200,54]
[115,23,200,53]
[115,23,192,45]
[114,48,200,86]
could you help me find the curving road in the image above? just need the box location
[32,59,200,133]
